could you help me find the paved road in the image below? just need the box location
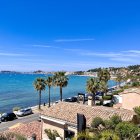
[0,113,40,132]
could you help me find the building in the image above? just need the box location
[6,121,41,140]
[120,88,140,110]
[41,102,136,139]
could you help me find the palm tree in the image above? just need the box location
[98,69,110,96]
[53,72,68,101]
[34,78,46,109]
[45,76,53,107]
[98,69,111,83]
[115,73,123,87]
[86,78,99,105]
[99,80,108,96]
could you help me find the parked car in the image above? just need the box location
[103,102,113,107]
[95,95,102,100]
[0,112,17,122]
[64,97,77,102]
[16,108,32,117]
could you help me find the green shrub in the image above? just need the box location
[102,96,112,100]
[99,130,119,140]
[44,129,61,140]
[134,106,140,118]
[73,132,94,140]
[104,120,113,129]
[115,122,140,140]
[123,85,130,89]
[104,115,122,129]
[118,89,124,93]
[13,107,21,111]
[110,115,122,129]
[112,91,119,95]
[132,82,140,87]
[91,117,104,128]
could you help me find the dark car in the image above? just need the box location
[0,113,17,122]
[64,97,77,102]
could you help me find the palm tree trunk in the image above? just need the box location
[119,81,121,87]
[60,86,62,101]
[39,90,41,109]
[93,93,95,105]
[48,86,50,107]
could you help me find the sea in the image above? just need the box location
[0,73,117,112]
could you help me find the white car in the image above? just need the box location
[16,108,32,117]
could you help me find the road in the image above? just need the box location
[0,113,40,132]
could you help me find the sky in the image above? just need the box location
[0,0,140,72]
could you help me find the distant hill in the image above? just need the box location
[87,65,140,72]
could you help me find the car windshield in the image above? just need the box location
[2,113,8,116]
[20,109,25,112]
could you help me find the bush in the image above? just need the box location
[13,107,21,111]
[123,85,130,89]
[110,115,122,129]
[115,122,140,139]
[44,129,61,140]
[91,117,104,128]
[99,130,119,140]
[102,96,112,100]
[73,132,94,140]
[104,120,113,129]
[112,91,119,95]
[134,106,140,118]
[104,115,122,129]
[132,82,140,87]
[118,89,124,93]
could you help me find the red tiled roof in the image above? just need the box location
[41,102,135,126]
[7,121,41,140]
[113,103,122,109]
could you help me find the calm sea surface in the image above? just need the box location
[0,74,116,112]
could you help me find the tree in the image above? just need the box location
[104,115,122,130]
[72,132,95,140]
[53,72,68,101]
[134,106,140,118]
[98,69,110,96]
[86,78,99,105]
[34,78,46,109]
[44,129,61,140]
[91,117,104,129]
[45,76,53,107]
[99,80,108,96]
[98,69,111,83]
[99,130,119,140]
[115,122,140,140]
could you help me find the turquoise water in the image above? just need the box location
[0,74,116,112]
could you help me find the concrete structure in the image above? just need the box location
[121,90,140,110]
[88,95,93,106]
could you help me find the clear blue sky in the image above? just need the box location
[0,0,140,71]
